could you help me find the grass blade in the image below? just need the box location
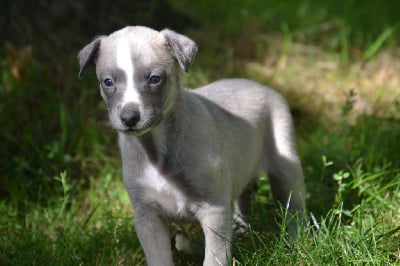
[363,24,399,61]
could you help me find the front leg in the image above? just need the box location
[134,206,173,266]
[197,205,233,266]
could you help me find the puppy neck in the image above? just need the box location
[136,108,179,166]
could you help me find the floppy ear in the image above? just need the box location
[77,36,104,79]
[161,29,198,72]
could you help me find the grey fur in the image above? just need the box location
[161,29,198,72]
[78,26,307,266]
[77,36,104,79]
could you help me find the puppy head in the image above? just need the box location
[77,26,198,135]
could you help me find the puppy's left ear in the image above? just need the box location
[161,29,198,72]
[77,36,105,79]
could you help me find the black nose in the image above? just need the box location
[120,103,140,128]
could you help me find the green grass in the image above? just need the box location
[1,1,400,265]
[0,172,143,265]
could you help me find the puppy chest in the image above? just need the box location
[138,165,191,218]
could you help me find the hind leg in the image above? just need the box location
[264,106,307,232]
[267,152,307,233]
[233,181,257,234]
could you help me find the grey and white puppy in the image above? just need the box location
[78,26,306,266]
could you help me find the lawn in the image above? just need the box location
[1,0,399,265]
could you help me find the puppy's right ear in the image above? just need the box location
[77,36,104,79]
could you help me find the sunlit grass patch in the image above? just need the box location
[245,39,400,124]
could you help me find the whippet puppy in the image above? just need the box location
[78,26,306,266]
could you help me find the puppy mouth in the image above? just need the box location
[118,115,162,136]
[121,127,152,136]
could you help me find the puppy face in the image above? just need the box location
[96,27,178,135]
[78,26,197,135]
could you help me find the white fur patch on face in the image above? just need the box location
[116,39,141,105]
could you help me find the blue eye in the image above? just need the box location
[103,78,114,87]
[148,75,161,85]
